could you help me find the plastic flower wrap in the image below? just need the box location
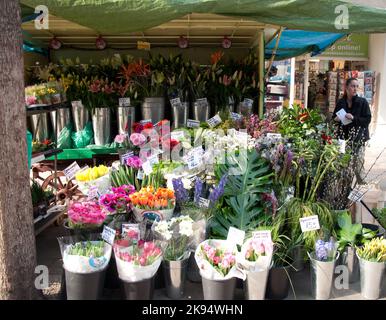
[313,237,337,262]
[153,215,194,261]
[67,201,106,228]
[59,237,112,274]
[113,238,163,282]
[75,165,111,195]
[99,184,135,214]
[238,237,273,272]
[357,237,386,262]
[195,239,245,280]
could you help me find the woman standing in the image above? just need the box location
[333,77,372,148]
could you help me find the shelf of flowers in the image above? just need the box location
[55,104,385,300]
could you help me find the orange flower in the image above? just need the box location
[211,50,223,65]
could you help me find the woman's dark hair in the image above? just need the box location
[344,77,358,98]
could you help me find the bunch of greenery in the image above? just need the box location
[67,241,105,258]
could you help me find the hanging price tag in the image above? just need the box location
[102,226,116,245]
[227,227,245,246]
[137,169,144,180]
[170,98,182,108]
[348,188,364,202]
[230,112,242,121]
[87,186,100,200]
[121,151,134,165]
[119,97,131,107]
[187,119,200,128]
[140,119,152,125]
[207,114,222,128]
[63,161,81,180]
[198,197,210,208]
[142,161,153,175]
[122,224,140,240]
[252,230,272,242]
[299,215,320,232]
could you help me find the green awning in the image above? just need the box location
[20,0,386,33]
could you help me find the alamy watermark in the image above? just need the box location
[335,5,349,30]
[34,5,49,30]
[34,265,49,290]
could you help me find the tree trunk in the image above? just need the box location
[0,0,37,299]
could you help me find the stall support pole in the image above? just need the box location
[258,31,265,118]
[290,57,296,107]
[304,55,310,108]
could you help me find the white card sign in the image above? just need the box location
[87,186,100,200]
[63,161,81,180]
[336,108,352,126]
[187,153,202,170]
[140,119,152,125]
[171,131,185,141]
[170,97,182,107]
[207,115,222,128]
[102,226,116,245]
[118,97,131,107]
[122,224,140,240]
[348,189,364,202]
[231,112,242,121]
[198,197,210,208]
[252,230,272,242]
[300,215,320,232]
[121,151,134,165]
[142,161,153,175]
[338,139,346,154]
[227,227,246,246]
[187,119,200,128]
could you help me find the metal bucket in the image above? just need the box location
[308,252,339,300]
[50,107,71,137]
[193,99,210,122]
[358,254,385,300]
[201,275,236,300]
[122,276,155,300]
[64,267,106,300]
[117,106,136,134]
[244,268,270,300]
[340,246,360,283]
[162,256,189,299]
[30,113,50,142]
[172,102,188,129]
[92,107,111,146]
[71,100,89,132]
[141,97,165,123]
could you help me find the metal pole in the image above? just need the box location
[289,57,296,107]
[258,31,265,118]
[304,55,310,108]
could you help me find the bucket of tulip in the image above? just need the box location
[130,187,176,222]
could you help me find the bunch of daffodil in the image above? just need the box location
[75,165,109,182]
[357,237,386,262]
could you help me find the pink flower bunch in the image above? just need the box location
[130,133,146,146]
[114,133,128,144]
[26,96,37,106]
[245,238,274,262]
[126,155,142,169]
[68,201,106,227]
[245,114,278,139]
[99,184,135,214]
[114,240,162,266]
[201,242,236,276]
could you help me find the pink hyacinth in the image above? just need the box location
[130,133,146,146]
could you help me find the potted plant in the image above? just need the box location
[129,186,175,222]
[113,238,163,299]
[58,237,112,300]
[195,239,244,300]
[154,215,194,299]
[238,236,273,300]
[356,237,386,299]
[308,237,339,300]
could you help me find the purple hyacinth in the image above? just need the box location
[208,174,228,207]
[172,178,189,204]
[194,178,203,205]
[315,238,336,261]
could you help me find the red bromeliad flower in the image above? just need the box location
[321,132,332,144]
[298,112,309,123]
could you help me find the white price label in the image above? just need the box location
[252,230,272,242]
[196,98,208,108]
[119,97,131,107]
[122,224,140,240]
[231,112,242,121]
[140,119,152,125]
[137,169,144,180]
[207,114,222,128]
[121,151,134,165]
[87,186,100,200]
[187,119,200,128]
[142,161,153,175]
[102,226,116,245]
[187,153,202,170]
[170,98,182,107]
[348,189,364,202]
[266,133,282,140]
[171,131,185,141]
[227,227,246,246]
[338,139,346,154]
[243,98,254,108]
[299,215,320,232]
[63,161,81,180]
[198,197,210,208]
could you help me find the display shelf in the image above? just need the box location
[26,102,70,116]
